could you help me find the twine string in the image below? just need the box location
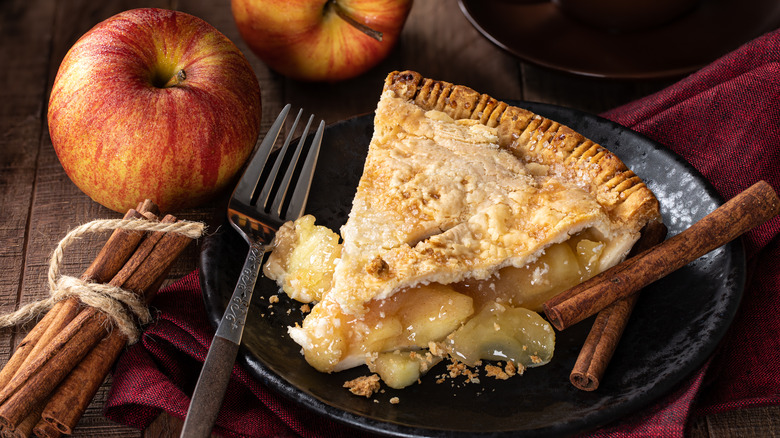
[0,218,205,344]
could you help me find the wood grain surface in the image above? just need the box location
[1,0,777,437]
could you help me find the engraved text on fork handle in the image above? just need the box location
[215,239,266,344]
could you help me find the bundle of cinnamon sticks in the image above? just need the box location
[0,200,202,437]
[547,180,780,391]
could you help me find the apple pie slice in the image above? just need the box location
[263,71,662,389]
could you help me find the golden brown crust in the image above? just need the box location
[383,70,661,228]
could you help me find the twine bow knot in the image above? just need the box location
[0,218,205,344]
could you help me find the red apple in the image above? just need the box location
[48,8,262,213]
[231,0,413,82]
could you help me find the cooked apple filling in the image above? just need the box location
[262,71,661,390]
[453,229,606,313]
[265,215,604,386]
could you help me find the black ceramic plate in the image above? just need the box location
[199,103,745,437]
[458,0,780,79]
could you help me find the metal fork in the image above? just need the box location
[180,105,324,438]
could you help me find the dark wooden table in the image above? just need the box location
[1,1,778,437]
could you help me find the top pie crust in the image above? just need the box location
[267,71,662,373]
[331,71,660,313]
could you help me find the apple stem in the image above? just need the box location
[329,0,383,42]
[163,69,187,88]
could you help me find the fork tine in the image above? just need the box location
[256,109,303,209]
[284,119,324,220]
[232,104,291,203]
[270,114,315,216]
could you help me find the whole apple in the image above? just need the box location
[231,0,413,82]
[48,8,262,213]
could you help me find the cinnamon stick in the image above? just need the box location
[40,333,125,435]
[40,215,193,435]
[570,221,668,391]
[82,200,161,282]
[0,203,154,392]
[0,202,160,436]
[0,205,159,405]
[544,180,780,331]
[0,203,186,430]
[0,308,109,428]
[0,214,198,431]
[32,419,61,438]
[2,404,42,438]
[0,305,62,392]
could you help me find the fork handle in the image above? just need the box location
[180,240,267,438]
[180,336,239,438]
[214,240,267,343]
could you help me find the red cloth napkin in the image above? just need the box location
[105,28,780,437]
[600,29,780,418]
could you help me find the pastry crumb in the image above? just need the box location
[506,361,523,376]
[365,255,390,279]
[269,294,280,304]
[485,364,510,380]
[486,361,521,380]
[344,374,381,398]
[447,361,480,383]
[428,341,447,357]
[390,397,400,404]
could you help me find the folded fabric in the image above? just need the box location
[105,28,780,437]
[601,27,780,416]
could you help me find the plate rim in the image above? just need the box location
[458,0,780,79]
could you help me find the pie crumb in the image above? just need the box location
[485,364,510,380]
[506,361,522,376]
[428,341,447,357]
[390,397,400,404]
[344,374,381,398]
[365,255,390,279]
[269,294,280,304]
[447,361,480,383]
